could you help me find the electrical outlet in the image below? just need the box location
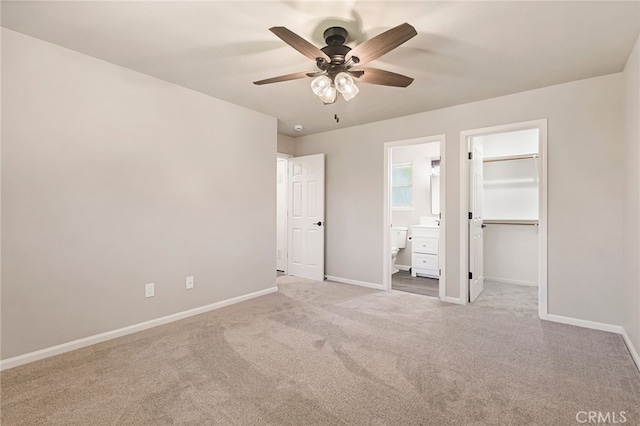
[186,276,194,289]
[145,283,155,298]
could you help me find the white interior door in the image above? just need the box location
[288,154,325,281]
[469,139,485,302]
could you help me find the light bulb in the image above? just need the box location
[311,75,331,96]
[334,72,359,101]
[340,82,359,101]
[334,72,354,93]
[319,85,337,104]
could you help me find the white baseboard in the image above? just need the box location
[395,264,411,272]
[485,277,537,287]
[325,275,384,290]
[0,286,279,371]
[442,296,465,305]
[545,314,623,334]
[621,328,640,373]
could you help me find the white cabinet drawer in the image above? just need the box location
[412,253,438,271]
[412,227,439,239]
[412,237,438,255]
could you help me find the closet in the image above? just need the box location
[481,129,539,288]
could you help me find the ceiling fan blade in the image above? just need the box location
[253,71,313,85]
[347,70,365,78]
[270,27,331,62]
[352,67,414,87]
[347,23,417,65]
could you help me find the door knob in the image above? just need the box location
[313,221,324,226]
[481,224,487,228]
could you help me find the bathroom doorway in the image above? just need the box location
[383,135,446,299]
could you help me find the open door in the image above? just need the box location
[276,158,288,273]
[288,154,325,281]
[469,138,485,302]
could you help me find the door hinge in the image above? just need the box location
[439,269,441,276]
[469,272,473,280]
[439,212,442,219]
[468,212,473,220]
[468,152,473,160]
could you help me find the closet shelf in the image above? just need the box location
[483,154,538,163]
[483,219,538,226]
[483,178,537,185]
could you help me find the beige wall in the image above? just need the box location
[623,35,640,355]
[277,133,296,156]
[296,73,625,325]
[0,22,3,362]
[1,29,277,359]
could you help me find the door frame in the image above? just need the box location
[383,134,447,299]
[276,153,291,274]
[459,119,548,319]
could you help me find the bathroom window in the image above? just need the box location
[392,163,412,208]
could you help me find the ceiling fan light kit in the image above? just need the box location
[311,75,332,96]
[253,22,417,104]
[318,83,337,104]
[335,72,359,99]
[312,72,358,103]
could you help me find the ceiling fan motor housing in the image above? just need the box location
[321,27,352,66]
[323,27,348,45]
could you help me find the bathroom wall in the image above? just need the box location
[480,129,539,286]
[391,142,440,268]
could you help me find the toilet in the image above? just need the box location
[391,227,408,274]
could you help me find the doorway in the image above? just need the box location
[383,135,446,299]
[460,120,548,319]
[276,153,326,282]
[276,154,291,275]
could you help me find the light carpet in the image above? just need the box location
[473,280,538,317]
[1,276,639,425]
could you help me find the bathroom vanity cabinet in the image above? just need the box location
[411,226,439,278]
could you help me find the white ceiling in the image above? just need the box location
[2,1,639,137]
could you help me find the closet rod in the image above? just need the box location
[483,220,538,226]
[483,154,538,163]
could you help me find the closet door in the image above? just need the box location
[469,140,485,302]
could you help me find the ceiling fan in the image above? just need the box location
[253,23,417,104]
